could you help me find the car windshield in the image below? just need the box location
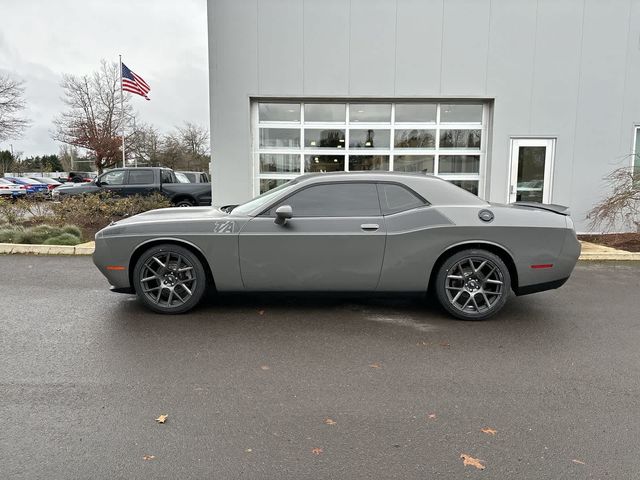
[175,172,190,183]
[231,180,298,215]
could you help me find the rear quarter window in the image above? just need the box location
[378,183,426,215]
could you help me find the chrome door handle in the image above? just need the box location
[361,223,379,231]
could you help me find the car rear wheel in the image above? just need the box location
[133,244,207,314]
[175,198,195,207]
[435,249,511,320]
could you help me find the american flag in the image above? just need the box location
[121,62,150,100]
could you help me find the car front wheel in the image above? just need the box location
[435,249,511,320]
[133,244,207,314]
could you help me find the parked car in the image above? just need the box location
[67,171,95,183]
[29,177,62,191]
[177,171,211,183]
[4,177,49,195]
[53,167,211,207]
[0,178,27,198]
[93,172,581,319]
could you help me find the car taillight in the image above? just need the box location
[0,185,8,189]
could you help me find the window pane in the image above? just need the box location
[304,103,345,122]
[393,155,434,174]
[260,178,290,194]
[394,129,436,148]
[635,128,640,169]
[304,155,345,172]
[305,129,346,148]
[395,103,436,123]
[349,155,390,171]
[438,155,480,173]
[260,154,300,173]
[128,169,154,184]
[449,180,479,196]
[378,183,425,214]
[258,103,300,122]
[440,104,482,123]
[439,129,481,149]
[259,128,300,148]
[275,183,380,217]
[349,129,390,148]
[101,170,125,185]
[349,104,391,123]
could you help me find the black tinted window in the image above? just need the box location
[127,169,154,185]
[378,183,425,214]
[274,183,380,217]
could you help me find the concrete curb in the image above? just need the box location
[0,241,95,256]
[0,240,638,260]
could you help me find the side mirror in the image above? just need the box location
[274,205,293,226]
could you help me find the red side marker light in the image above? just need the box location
[106,265,126,271]
[530,264,553,269]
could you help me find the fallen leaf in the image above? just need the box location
[245,448,253,453]
[440,342,450,348]
[143,454,155,461]
[572,459,586,465]
[460,454,485,470]
[427,413,437,419]
[258,309,265,315]
[369,363,382,369]
[311,447,323,455]
[481,427,497,435]
[155,414,168,424]
[260,365,270,370]
[324,418,337,425]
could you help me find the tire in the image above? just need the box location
[133,244,207,314]
[435,249,511,321]
[174,198,195,207]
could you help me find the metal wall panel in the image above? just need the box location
[303,0,350,95]
[348,0,397,95]
[394,0,444,96]
[258,0,303,95]
[440,0,491,96]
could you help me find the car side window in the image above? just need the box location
[269,183,381,217]
[127,169,154,185]
[160,170,174,184]
[378,183,426,215]
[100,170,126,186]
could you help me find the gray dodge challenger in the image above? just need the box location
[93,172,581,320]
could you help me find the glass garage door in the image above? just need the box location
[253,101,487,196]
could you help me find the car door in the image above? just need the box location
[238,182,386,291]
[125,169,155,197]
[97,170,127,196]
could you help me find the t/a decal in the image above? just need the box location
[213,221,235,233]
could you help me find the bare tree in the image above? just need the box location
[129,122,162,166]
[0,73,30,142]
[587,166,640,232]
[177,122,209,156]
[53,60,134,173]
[58,144,80,172]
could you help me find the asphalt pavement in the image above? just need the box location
[1,256,639,479]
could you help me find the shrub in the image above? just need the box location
[588,167,640,232]
[50,192,172,238]
[0,226,24,243]
[61,225,82,238]
[43,233,82,246]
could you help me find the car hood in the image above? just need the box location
[113,206,228,226]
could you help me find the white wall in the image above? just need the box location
[208,0,640,231]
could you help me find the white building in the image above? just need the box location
[207,0,640,231]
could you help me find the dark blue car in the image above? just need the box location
[5,177,49,195]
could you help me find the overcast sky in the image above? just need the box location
[0,0,209,157]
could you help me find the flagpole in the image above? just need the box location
[119,54,125,168]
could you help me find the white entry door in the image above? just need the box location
[509,138,555,204]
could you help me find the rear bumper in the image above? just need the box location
[514,277,569,296]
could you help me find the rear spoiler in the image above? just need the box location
[512,202,570,216]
